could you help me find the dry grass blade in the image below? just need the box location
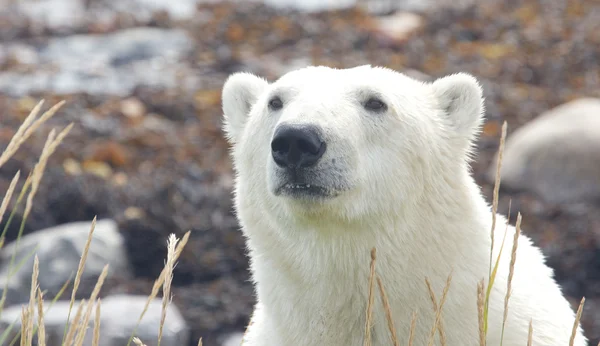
[36,288,46,346]
[158,234,179,346]
[483,122,508,338]
[426,272,452,346]
[92,299,101,346]
[500,212,522,345]
[19,306,28,346]
[527,319,533,346]
[73,264,109,346]
[23,123,73,222]
[2,100,44,166]
[198,338,203,346]
[408,311,417,346]
[425,278,447,346]
[0,171,20,230]
[569,297,585,346]
[0,174,31,259]
[62,217,97,342]
[363,248,377,346]
[0,100,66,169]
[126,231,190,346]
[375,275,399,346]
[64,299,86,346]
[489,121,507,276]
[24,255,40,346]
[477,279,486,346]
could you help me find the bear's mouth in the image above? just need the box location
[276,183,332,199]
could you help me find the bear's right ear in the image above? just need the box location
[431,73,484,140]
[222,72,269,144]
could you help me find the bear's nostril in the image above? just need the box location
[298,139,320,155]
[271,137,290,154]
[271,124,326,168]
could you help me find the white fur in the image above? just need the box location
[222,65,586,346]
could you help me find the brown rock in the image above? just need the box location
[89,141,130,167]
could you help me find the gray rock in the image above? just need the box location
[263,0,433,13]
[7,0,206,30]
[0,219,130,306]
[487,98,600,204]
[16,0,87,32]
[93,295,190,346]
[0,27,195,96]
[0,295,189,346]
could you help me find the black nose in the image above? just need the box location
[271,124,326,168]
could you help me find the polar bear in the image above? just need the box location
[221,65,586,346]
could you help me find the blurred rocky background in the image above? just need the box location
[0,0,598,345]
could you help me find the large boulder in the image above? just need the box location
[487,98,600,204]
[0,219,130,306]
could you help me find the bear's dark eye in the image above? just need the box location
[364,98,387,112]
[268,97,283,111]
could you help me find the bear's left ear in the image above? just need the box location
[431,73,484,139]
[222,72,269,144]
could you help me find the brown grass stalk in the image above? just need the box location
[36,288,46,346]
[19,306,28,346]
[489,121,507,277]
[500,212,522,344]
[0,174,31,256]
[477,279,486,346]
[73,264,109,346]
[92,299,101,346]
[375,275,399,346]
[64,299,86,346]
[62,217,97,342]
[23,255,40,346]
[483,121,508,337]
[425,277,447,346]
[0,171,20,229]
[158,234,179,346]
[569,297,585,346]
[23,123,73,223]
[363,248,377,346]
[426,273,452,346]
[408,311,417,346]
[2,100,44,169]
[0,100,65,169]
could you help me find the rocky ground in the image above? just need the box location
[0,0,599,344]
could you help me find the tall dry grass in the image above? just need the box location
[0,100,197,346]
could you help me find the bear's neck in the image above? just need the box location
[245,173,494,299]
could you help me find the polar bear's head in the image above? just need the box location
[222,65,484,222]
